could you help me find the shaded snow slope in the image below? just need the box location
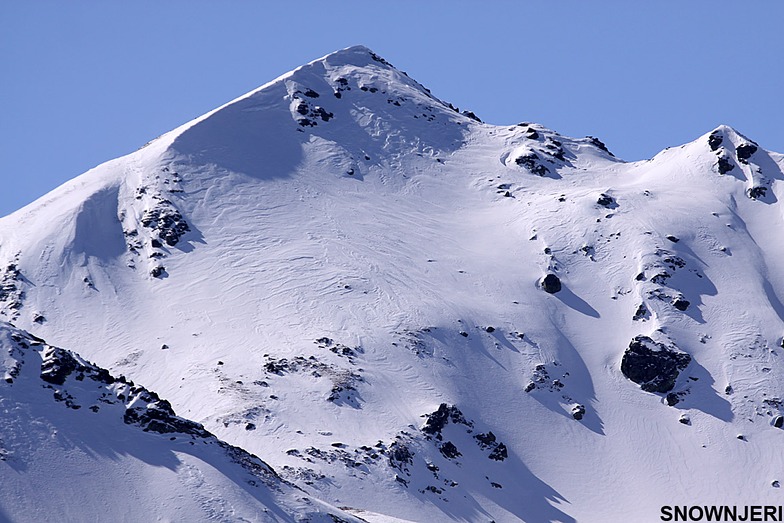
[0,322,360,522]
[2,45,784,521]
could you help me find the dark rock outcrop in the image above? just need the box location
[717,156,735,174]
[141,206,190,247]
[597,193,616,208]
[621,336,691,393]
[422,403,471,437]
[736,143,758,164]
[515,152,549,176]
[708,131,723,151]
[541,274,562,294]
[672,297,690,311]
[587,136,614,157]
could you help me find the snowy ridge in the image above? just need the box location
[0,322,362,522]
[2,46,784,521]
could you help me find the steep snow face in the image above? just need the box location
[2,46,784,521]
[0,322,360,523]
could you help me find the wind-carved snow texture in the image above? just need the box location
[4,45,784,522]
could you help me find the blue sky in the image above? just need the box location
[2,2,783,217]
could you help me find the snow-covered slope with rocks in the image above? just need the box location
[2,45,784,522]
[0,322,360,523]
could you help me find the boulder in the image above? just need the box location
[672,297,690,311]
[541,274,562,294]
[620,336,691,393]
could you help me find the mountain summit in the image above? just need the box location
[2,46,784,522]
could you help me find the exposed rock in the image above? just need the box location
[773,415,784,428]
[666,235,679,243]
[388,441,413,473]
[439,441,461,459]
[141,206,190,247]
[474,432,496,447]
[736,143,758,164]
[747,186,767,200]
[632,303,649,321]
[541,274,562,294]
[597,193,616,207]
[124,404,210,437]
[40,346,82,386]
[587,136,614,157]
[717,156,735,174]
[488,444,508,461]
[422,403,471,437]
[461,110,482,122]
[571,404,586,420]
[620,336,691,393]
[672,297,690,311]
[707,131,723,151]
[515,152,549,176]
[679,415,691,425]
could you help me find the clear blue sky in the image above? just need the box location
[2,2,783,217]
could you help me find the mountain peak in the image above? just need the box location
[317,44,391,68]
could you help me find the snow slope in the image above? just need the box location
[0,322,361,522]
[2,45,784,522]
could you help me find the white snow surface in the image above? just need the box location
[2,45,784,522]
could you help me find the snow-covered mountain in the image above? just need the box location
[2,45,784,522]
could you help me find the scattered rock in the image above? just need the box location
[141,206,190,247]
[620,336,691,393]
[541,274,562,294]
